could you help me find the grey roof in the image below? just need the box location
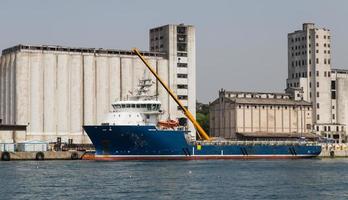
[2,44,166,57]
[237,132,318,139]
[230,97,311,106]
[223,90,291,97]
[332,68,348,74]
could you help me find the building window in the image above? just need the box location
[328,59,331,64]
[324,126,327,131]
[317,92,319,97]
[317,115,320,120]
[309,82,311,88]
[333,114,335,120]
[177,106,188,110]
[309,59,311,65]
[177,43,187,51]
[316,43,319,47]
[331,80,336,90]
[177,26,187,34]
[317,103,320,109]
[331,91,336,99]
[177,74,188,78]
[324,71,327,77]
[316,71,319,77]
[177,63,188,68]
[316,50,319,53]
[178,95,188,100]
[177,52,187,57]
[316,58,319,64]
[177,84,188,89]
[316,126,319,131]
[324,59,327,64]
[328,71,331,77]
[317,82,319,87]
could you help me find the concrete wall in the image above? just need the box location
[0,50,173,143]
[210,98,313,139]
[337,77,348,127]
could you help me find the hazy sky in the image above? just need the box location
[1,0,348,103]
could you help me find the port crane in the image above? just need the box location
[132,48,211,141]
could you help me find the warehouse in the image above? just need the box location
[0,24,196,144]
[209,90,316,140]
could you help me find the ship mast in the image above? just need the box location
[132,48,211,141]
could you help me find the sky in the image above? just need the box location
[1,0,348,103]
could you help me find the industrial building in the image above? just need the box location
[210,90,315,140]
[210,23,348,143]
[0,24,196,144]
[286,23,348,142]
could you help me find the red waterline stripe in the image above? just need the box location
[95,155,317,161]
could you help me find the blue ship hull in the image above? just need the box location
[83,125,322,160]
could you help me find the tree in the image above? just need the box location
[196,101,209,133]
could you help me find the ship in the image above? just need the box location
[83,48,322,161]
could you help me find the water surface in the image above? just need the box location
[0,159,347,199]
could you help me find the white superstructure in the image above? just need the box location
[103,79,162,126]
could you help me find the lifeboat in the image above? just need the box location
[158,119,179,129]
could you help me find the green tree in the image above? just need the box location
[196,101,209,133]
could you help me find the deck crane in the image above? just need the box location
[132,48,211,141]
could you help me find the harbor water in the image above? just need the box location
[1,159,348,200]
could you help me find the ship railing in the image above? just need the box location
[193,140,320,146]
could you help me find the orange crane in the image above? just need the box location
[132,48,211,141]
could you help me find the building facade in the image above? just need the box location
[287,23,348,142]
[149,24,196,133]
[0,24,197,144]
[210,90,314,140]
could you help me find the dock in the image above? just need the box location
[0,151,94,161]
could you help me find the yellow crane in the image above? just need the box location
[132,48,211,141]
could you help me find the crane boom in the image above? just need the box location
[132,48,211,141]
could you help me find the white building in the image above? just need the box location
[287,23,347,142]
[0,24,197,144]
[149,24,196,133]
